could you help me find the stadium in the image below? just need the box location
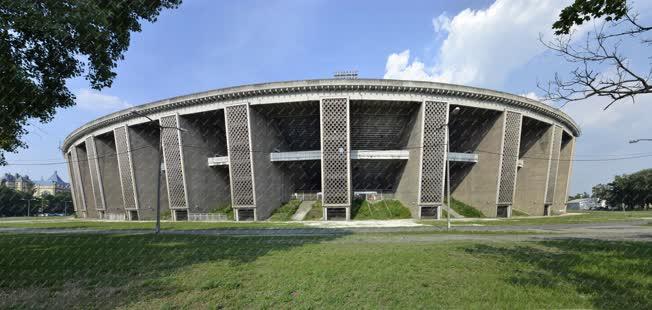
[62,79,579,221]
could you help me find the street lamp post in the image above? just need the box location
[629,139,652,144]
[438,106,461,231]
[130,110,187,234]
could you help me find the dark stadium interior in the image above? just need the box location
[448,106,502,192]
[350,100,418,150]
[181,110,231,211]
[251,101,320,152]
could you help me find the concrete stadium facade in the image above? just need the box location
[62,79,580,221]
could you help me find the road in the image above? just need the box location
[0,220,650,242]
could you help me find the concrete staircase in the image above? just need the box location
[291,200,316,221]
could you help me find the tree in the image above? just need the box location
[592,168,652,210]
[541,0,651,109]
[0,0,182,164]
[568,192,590,200]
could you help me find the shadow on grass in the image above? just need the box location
[464,238,652,309]
[0,231,349,308]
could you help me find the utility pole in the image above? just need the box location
[130,110,187,234]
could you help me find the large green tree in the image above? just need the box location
[0,0,181,164]
[542,0,651,109]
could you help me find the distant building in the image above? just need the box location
[566,198,599,211]
[1,173,34,193]
[33,171,70,197]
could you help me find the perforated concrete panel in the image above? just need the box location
[225,104,256,207]
[160,115,188,210]
[320,98,351,206]
[419,101,448,205]
[497,111,523,205]
[545,125,563,204]
[85,136,105,210]
[113,126,138,210]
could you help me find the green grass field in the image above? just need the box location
[268,200,302,221]
[0,233,649,308]
[350,199,412,220]
[420,210,652,227]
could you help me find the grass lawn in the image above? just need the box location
[449,198,485,218]
[303,201,323,221]
[268,200,302,221]
[0,233,649,308]
[350,199,412,220]
[0,219,305,230]
[421,210,652,227]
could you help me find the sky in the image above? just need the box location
[2,0,651,195]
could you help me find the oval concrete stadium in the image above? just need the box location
[62,79,579,221]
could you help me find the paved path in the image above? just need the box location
[291,200,315,221]
[1,221,650,242]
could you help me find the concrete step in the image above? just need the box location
[291,200,316,221]
[443,204,465,218]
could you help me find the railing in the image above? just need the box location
[188,213,229,222]
[105,213,126,221]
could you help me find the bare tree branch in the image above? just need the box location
[540,7,651,109]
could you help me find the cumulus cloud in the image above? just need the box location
[74,89,130,111]
[384,0,568,87]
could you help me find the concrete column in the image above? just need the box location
[66,151,83,215]
[75,144,97,218]
[113,126,139,214]
[129,124,165,219]
[224,104,257,220]
[395,102,423,217]
[160,115,190,220]
[85,136,106,214]
[94,134,125,217]
[178,112,230,214]
[553,134,575,213]
[451,112,504,216]
[495,111,523,217]
[417,101,448,217]
[320,98,351,220]
[544,126,564,208]
[513,120,554,215]
[249,108,290,219]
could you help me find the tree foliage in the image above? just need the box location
[553,0,627,35]
[542,0,651,109]
[0,0,182,164]
[591,168,652,209]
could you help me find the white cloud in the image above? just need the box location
[432,13,451,33]
[521,92,541,101]
[384,0,569,87]
[74,89,130,111]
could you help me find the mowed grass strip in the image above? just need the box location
[0,219,305,230]
[0,233,650,309]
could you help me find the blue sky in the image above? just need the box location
[3,0,652,195]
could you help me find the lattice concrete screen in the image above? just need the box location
[320,98,351,206]
[160,115,188,210]
[497,111,523,205]
[545,125,563,204]
[113,126,138,210]
[419,101,448,205]
[85,136,105,210]
[225,104,256,207]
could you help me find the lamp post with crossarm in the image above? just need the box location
[438,106,461,231]
[130,110,187,234]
